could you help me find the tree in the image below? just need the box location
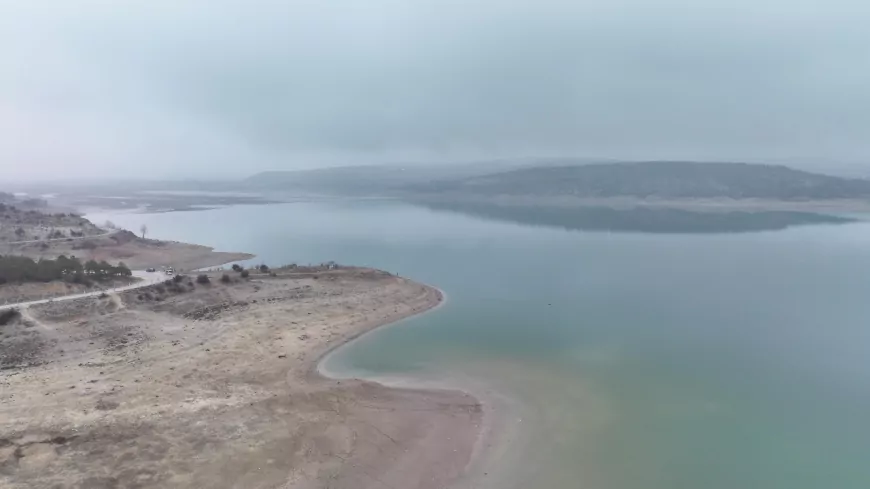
[114,262,132,277]
[84,259,100,275]
[196,274,210,284]
[140,224,148,239]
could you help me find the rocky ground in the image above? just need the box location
[0,267,480,489]
[0,206,103,243]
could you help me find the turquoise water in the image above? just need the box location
[89,202,870,489]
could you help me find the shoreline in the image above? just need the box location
[311,284,448,379]
[314,284,523,489]
[307,282,499,488]
[1,268,487,489]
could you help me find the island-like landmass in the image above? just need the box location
[408,161,870,200]
[236,160,870,233]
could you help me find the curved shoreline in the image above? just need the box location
[1,267,490,489]
[312,283,448,380]
[310,280,500,489]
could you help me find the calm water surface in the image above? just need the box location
[89,201,870,489]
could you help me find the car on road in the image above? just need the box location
[146,267,156,272]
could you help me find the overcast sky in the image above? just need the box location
[2,0,869,181]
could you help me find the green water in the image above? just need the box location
[89,201,870,489]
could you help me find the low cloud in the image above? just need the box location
[2,0,869,180]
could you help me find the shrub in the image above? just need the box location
[240,270,249,278]
[231,264,243,272]
[196,274,210,284]
[173,275,184,283]
[74,240,98,250]
[221,274,231,283]
[0,308,20,326]
[259,264,269,273]
[155,285,166,294]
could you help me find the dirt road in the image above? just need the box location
[0,270,170,310]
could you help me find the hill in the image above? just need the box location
[412,161,870,200]
[242,161,566,195]
[0,203,104,242]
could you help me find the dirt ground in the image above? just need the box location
[0,207,103,243]
[4,230,252,272]
[0,277,138,305]
[0,268,480,489]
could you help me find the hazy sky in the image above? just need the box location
[2,0,869,181]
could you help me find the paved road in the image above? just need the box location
[0,270,171,311]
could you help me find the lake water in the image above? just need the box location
[88,201,870,489]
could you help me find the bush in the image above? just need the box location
[0,308,20,326]
[0,255,92,284]
[173,275,184,283]
[196,274,210,285]
[74,240,98,250]
[259,264,269,273]
[240,270,249,278]
[231,264,243,272]
[221,274,231,283]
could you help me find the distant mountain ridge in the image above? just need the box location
[413,161,870,200]
[242,161,556,195]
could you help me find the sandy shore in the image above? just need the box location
[0,267,482,489]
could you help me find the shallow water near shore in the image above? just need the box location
[89,201,870,489]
